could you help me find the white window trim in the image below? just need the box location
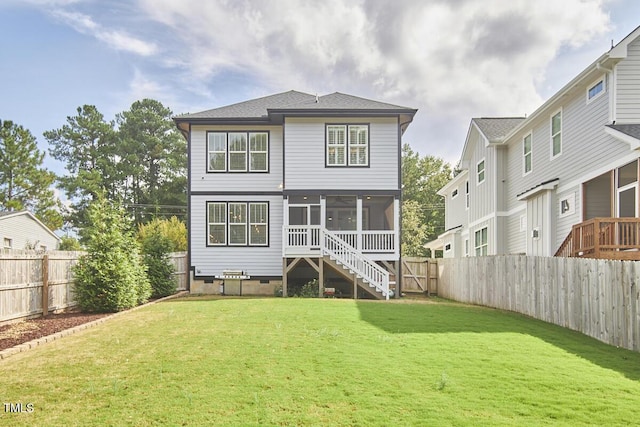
[326,124,369,167]
[207,132,227,172]
[248,132,269,172]
[207,202,227,246]
[207,201,269,247]
[228,133,248,172]
[465,180,469,210]
[476,158,486,185]
[586,76,606,104]
[348,125,369,166]
[474,227,488,256]
[523,132,532,176]
[550,109,562,160]
[248,202,269,246]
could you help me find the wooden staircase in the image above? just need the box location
[322,229,391,300]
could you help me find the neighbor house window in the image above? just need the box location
[477,159,485,184]
[551,111,562,157]
[587,77,605,103]
[475,227,488,256]
[207,202,269,247]
[444,243,452,252]
[452,188,459,199]
[327,124,369,166]
[3,237,12,249]
[523,133,532,174]
[207,131,269,172]
[465,180,470,209]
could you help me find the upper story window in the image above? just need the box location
[476,159,485,184]
[207,131,269,173]
[551,111,562,158]
[523,133,532,174]
[3,237,12,249]
[587,77,606,103]
[326,124,369,167]
[465,180,470,209]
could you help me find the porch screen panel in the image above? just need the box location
[249,203,268,245]
[327,125,346,166]
[228,203,247,245]
[208,202,226,245]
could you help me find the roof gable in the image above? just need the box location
[0,210,60,241]
[458,118,525,169]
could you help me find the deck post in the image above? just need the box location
[319,256,324,296]
[282,258,288,298]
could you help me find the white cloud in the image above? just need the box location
[137,0,613,161]
[51,9,158,56]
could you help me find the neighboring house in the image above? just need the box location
[174,91,416,298]
[434,25,640,260]
[0,210,60,251]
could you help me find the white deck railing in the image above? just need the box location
[283,226,391,299]
[284,227,395,254]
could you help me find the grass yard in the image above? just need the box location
[1,297,639,426]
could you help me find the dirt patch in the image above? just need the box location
[0,312,109,352]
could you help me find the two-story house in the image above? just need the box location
[435,25,640,260]
[174,91,416,298]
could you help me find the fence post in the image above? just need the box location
[42,254,49,317]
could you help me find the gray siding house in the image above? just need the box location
[175,91,416,298]
[0,210,60,251]
[436,25,640,260]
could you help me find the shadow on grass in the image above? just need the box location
[356,300,640,381]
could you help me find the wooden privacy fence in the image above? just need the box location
[438,255,640,352]
[1,250,189,324]
[401,257,438,295]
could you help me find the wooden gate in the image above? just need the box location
[401,257,438,295]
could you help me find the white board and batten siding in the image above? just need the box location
[189,124,283,193]
[190,194,283,277]
[284,117,399,190]
[615,36,640,123]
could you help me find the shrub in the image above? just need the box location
[59,236,82,251]
[138,217,187,251]
[141,230,176,298]
[299,279,320,298]
[73,197,151,312]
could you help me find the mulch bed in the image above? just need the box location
[0,312,109,352]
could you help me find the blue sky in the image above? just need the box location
[1,0,639,178]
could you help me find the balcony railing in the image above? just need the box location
[284,226,396,256]
[555,217,640,260]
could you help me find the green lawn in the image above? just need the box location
[1,297,639,426]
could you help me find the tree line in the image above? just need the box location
[1,100,451,256]
[0,99,186,232]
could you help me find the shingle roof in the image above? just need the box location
[175,90,416,120]
[607,124,640,140]
[473,117,526,142]
[174,90,316,120]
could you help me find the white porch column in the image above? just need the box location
[282,197,289,257]
[394,197,400,258]
[320,196,326,229]
[357,196,363,251]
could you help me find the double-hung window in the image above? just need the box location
[523,133,532,174]
[207,131,268,172]
[327,124,369,166]
[551,111,562,158]
[477,159,485,184]
[475,227,488,256]
[207,202,269,247]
